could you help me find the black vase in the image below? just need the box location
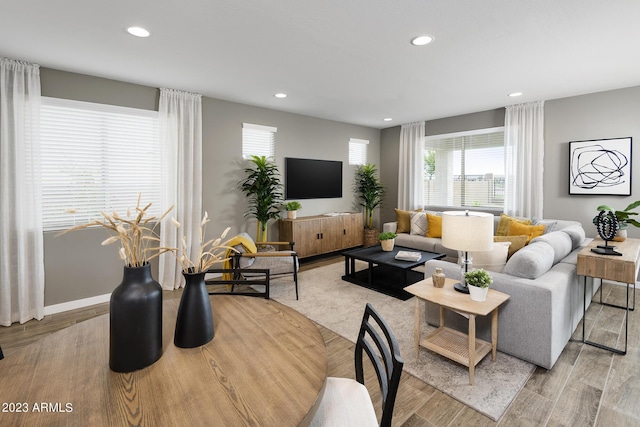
[109,263,163,373]
[174,271,214,348]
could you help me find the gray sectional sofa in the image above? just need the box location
[383,216,596,369]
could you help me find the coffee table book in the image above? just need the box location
[395,250,422,262]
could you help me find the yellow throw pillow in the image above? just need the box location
[395,208,423,233]
[496,213,531,236]
[494,235,528,258]
[508,221,545,243]
[426,213,442,238]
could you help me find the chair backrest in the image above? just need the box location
[355,303,404,427]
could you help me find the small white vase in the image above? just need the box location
[287,210,297,219]
[468,285,488,302]
[381,239,395,251]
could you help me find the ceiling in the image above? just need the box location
[2,1,640,129]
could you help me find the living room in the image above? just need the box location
[2,2,640,426]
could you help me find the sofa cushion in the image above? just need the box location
[470,241,511,272]
[534,219,558,234]
[502,241,555,279]
[509,221,545,243]
[530,231,573,264]
[396,208,422,233]
[561,224,586,249]
[426,213,442,238]
[494,235,528,259]
[496,213,531,236]
[410,211,427,235]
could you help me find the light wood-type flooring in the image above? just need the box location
[1,256,638,426]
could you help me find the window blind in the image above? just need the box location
[349,138,368,165]
[40,97,161,231]
[242,123,276,159]
[423,127,505,208]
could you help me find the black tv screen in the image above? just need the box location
[285,157,342,199]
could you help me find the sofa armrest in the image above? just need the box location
[383,222,398,233]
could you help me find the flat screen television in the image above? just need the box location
[285,157,342,199]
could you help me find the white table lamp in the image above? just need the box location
[442,211,494,293]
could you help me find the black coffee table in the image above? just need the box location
[342,246,446,300]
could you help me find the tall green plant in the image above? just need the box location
[354,163,385,229]
[238,155,283,242]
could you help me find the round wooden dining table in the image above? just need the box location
[0,295,328,426]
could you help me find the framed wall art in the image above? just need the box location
[569,137,632,196]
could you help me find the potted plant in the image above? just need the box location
[238,155,283,242]
[354,163,385,247]
[284,201,302,219]
[465,268,492,302]
[594,201,640,241]
[378,231,397,251]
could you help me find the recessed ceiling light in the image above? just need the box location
[411,35,434,46]
[509,92,523,97]
[127,26,150,38]
[274,93,287,98]
[383,118,393,122]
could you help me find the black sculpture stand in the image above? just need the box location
[592,240,622,256]
[454,282,470,294]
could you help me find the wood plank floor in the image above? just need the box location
[1,257,638,426]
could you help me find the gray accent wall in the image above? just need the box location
[41,68,379,306]
[544,86,640,239]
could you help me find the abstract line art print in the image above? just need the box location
[569,137,632,195]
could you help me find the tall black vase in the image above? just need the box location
[110,263,163,373]
[174,271,214,348]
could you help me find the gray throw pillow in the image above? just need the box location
[503,241,554,279]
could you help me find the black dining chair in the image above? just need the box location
[310,303,404,427]
[0,344,4,360]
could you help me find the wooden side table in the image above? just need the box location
[577,238,640,355]
[405,278,510,385]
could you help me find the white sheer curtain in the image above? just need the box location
[504,101,545,219]
[397,121,425,210]
[158,88,203,290]
[0,58,44,326]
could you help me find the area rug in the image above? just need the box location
[268,261,535,421]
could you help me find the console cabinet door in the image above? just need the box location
[342,213,364,248]
[280,219,322,258]
[320,216,344,253]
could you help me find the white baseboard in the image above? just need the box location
[44,293,111,316]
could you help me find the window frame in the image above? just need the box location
[423,126,505,211]
[242,122,277,160]
[40,96,161,231]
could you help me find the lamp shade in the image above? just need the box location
[441,211,494,252]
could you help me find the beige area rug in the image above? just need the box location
[268,260,535,421]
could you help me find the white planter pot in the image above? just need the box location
[468,285,488,302]
[380,239,395,251]
[287,210,297,219]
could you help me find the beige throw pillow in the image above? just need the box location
[469,241,511,272]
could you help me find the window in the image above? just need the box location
[423,127,504,209]
[348,138,368,165]
[40,97,160,231]
[242,123,276,159]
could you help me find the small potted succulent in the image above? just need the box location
[284,201,302,219]
[465,268,492,302]
[378,231,397,251]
